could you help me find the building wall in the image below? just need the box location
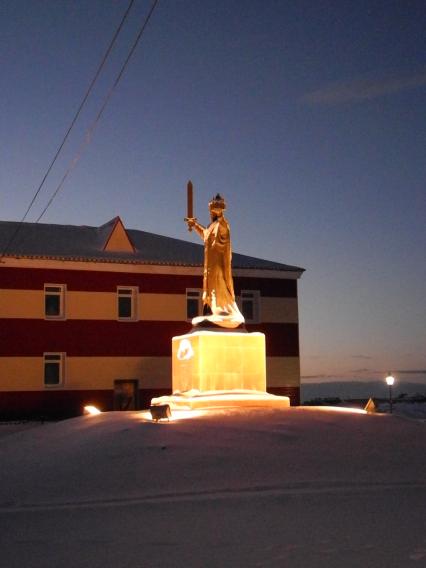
[0,290,298,322]
[0,260,301,415]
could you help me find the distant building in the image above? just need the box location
[0,217,304,417]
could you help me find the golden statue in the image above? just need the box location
[185,184,244,329]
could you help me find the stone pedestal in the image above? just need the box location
[149,330,290,413]
[172,331,266,393]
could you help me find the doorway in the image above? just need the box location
[113,379,139,410]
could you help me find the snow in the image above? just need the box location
[0,407,425,567]
[377,402,426,421]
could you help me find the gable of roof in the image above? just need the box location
[101,217,135,253]
[0,218,304,274]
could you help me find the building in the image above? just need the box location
[0,217,304,418]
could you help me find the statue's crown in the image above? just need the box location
[209,193,226,211]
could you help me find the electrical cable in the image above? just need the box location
[35,0,160,224]
[1,0,136,259]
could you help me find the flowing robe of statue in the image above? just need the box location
[187,193,244,329]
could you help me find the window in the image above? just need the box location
[44,284,65,319]
[239,290,260,323]
[44,353,64,387]
[186,289,202,320]
[117,287,138,320]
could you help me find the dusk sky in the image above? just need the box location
[1,0,425,384]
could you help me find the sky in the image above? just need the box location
[1,0,425,385]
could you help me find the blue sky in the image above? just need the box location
[1,0,425,384]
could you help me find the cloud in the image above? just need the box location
[350,368,371,373]
[396,369,426,375]
[302,71,426,105]
[351,355,372,360]
[301,374,331,380]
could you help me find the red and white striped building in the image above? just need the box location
[0,217,304,418]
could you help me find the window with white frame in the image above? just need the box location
[186,289,202,320]
[239,290,260,323]
[117,287,138,320]
[44,284,66,319]
[44,353,65,387]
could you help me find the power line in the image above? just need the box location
[35,0,160,224]
[1,0,136,259]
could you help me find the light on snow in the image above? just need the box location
[84,405,101,415]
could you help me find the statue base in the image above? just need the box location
[149,330,290,412]
[172,330,266,392]
[151,389,290,411]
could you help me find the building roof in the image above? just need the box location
[0,217,304,273]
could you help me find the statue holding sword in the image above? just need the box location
[184,181,245,329]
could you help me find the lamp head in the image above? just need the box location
[385,373,395,386]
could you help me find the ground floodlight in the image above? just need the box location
[150,404,171,421]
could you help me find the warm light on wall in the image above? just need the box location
[84,405,101,415]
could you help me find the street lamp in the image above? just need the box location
[385,373,395,414]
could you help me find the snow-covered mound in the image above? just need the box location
[0,407,425,568]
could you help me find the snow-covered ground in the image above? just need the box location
[377,402,426,421]
[1,407,425,567]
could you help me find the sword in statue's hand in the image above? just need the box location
[185,180,196,231]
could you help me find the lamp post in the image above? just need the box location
[385,373,395,414]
